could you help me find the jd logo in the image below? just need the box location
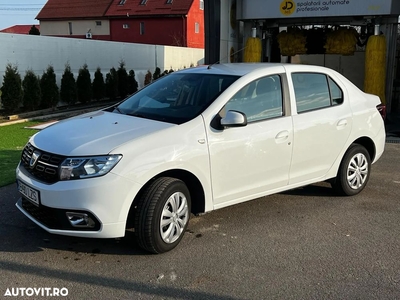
[280,0,296,16]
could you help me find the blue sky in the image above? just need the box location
[0,0,47,30]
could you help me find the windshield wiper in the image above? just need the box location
[113,106,124,114]
[127,112,147,119]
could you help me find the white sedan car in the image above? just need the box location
[16,63,385,253]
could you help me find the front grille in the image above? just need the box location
[20,143,66,183]
[21,198,101,231]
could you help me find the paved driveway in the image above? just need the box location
[0,144,399,299]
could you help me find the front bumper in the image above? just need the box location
[16,163,141,238]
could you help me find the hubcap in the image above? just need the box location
[347,153,368,190]
[160,192,189,244]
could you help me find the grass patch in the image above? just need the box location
[0,121,41,187]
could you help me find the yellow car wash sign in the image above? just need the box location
[280,0,296,15]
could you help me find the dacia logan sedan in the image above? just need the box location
[16,63,385,253]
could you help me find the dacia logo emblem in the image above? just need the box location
[29,150,41,169]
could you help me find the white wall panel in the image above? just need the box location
[0,33,204,92]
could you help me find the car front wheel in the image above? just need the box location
[135,177,191,253]
[332,144,371,196]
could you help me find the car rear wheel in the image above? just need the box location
[134,177,191,253]
[332,144,371,196]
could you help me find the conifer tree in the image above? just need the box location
[22,70,41,111]
[0,64,22,113]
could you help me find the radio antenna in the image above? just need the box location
[207,46,248,69]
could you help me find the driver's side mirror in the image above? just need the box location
[221,110,247,128]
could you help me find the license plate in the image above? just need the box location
[18,181,40,206]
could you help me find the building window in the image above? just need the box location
[200,0,204,10]
[140,22,145,35]
[166,0,173,3]
[119,0,126,5]
[68,22,73,35]
[140,0,147,5]
[96,21,102,26]
[195,22,200,33]
[123,24,130,29]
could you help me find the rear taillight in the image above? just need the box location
[377,104,386,120]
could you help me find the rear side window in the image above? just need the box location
[292,73,343,113]
[328,77,343,105]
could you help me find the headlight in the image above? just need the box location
[60,155,122,180]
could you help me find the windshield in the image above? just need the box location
[114,73,239,124]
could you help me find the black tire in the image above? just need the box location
[332,144,371,196]
[134,177,191,254]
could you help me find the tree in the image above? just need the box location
[0,64,22,113]
[92,67,105,101]
[40,65,59,109]
[60,63,77,106]
[22,70,41,111]
[76,64,92,104]
[29,25,40,35]
[128,70,138,94]
[153,67,161,81]
[144,70,152,86]
[105,67,118,101]
[117,61,129,99]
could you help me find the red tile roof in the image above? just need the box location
[0,25,40,34]
[36,0,113,20]
[105,0,194,17]
[36,0,195,20]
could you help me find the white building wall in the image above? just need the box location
[40,20,111,36]
[0,33,204,91]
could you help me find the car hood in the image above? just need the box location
[31,110,175,156]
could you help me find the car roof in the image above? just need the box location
[177,63,336,77]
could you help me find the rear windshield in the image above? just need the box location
[114,73,239,124]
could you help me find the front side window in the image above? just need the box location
[292,73,343,113]
[224,75,283,122]
[115,73,239,124]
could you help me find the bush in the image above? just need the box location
[105,67,118,101]
[153,67,161,81]
[29,25,40,35]
[144,70,152,86]
[40,65,59,109]
[22,70,41,111]
[117,61,129,99]
[92,67,105,101]
[0,64,22,113]
[60,63,77,106]
[128,70,138,95]
[76,64,92,104]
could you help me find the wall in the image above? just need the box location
[219,0,241,64]
[110,18,185,46]
[187,0,205,48]
[0,33,204,92]
[292,52,365,90]
[40,20,111,39]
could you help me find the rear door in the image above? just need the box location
[288,72,352,185]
